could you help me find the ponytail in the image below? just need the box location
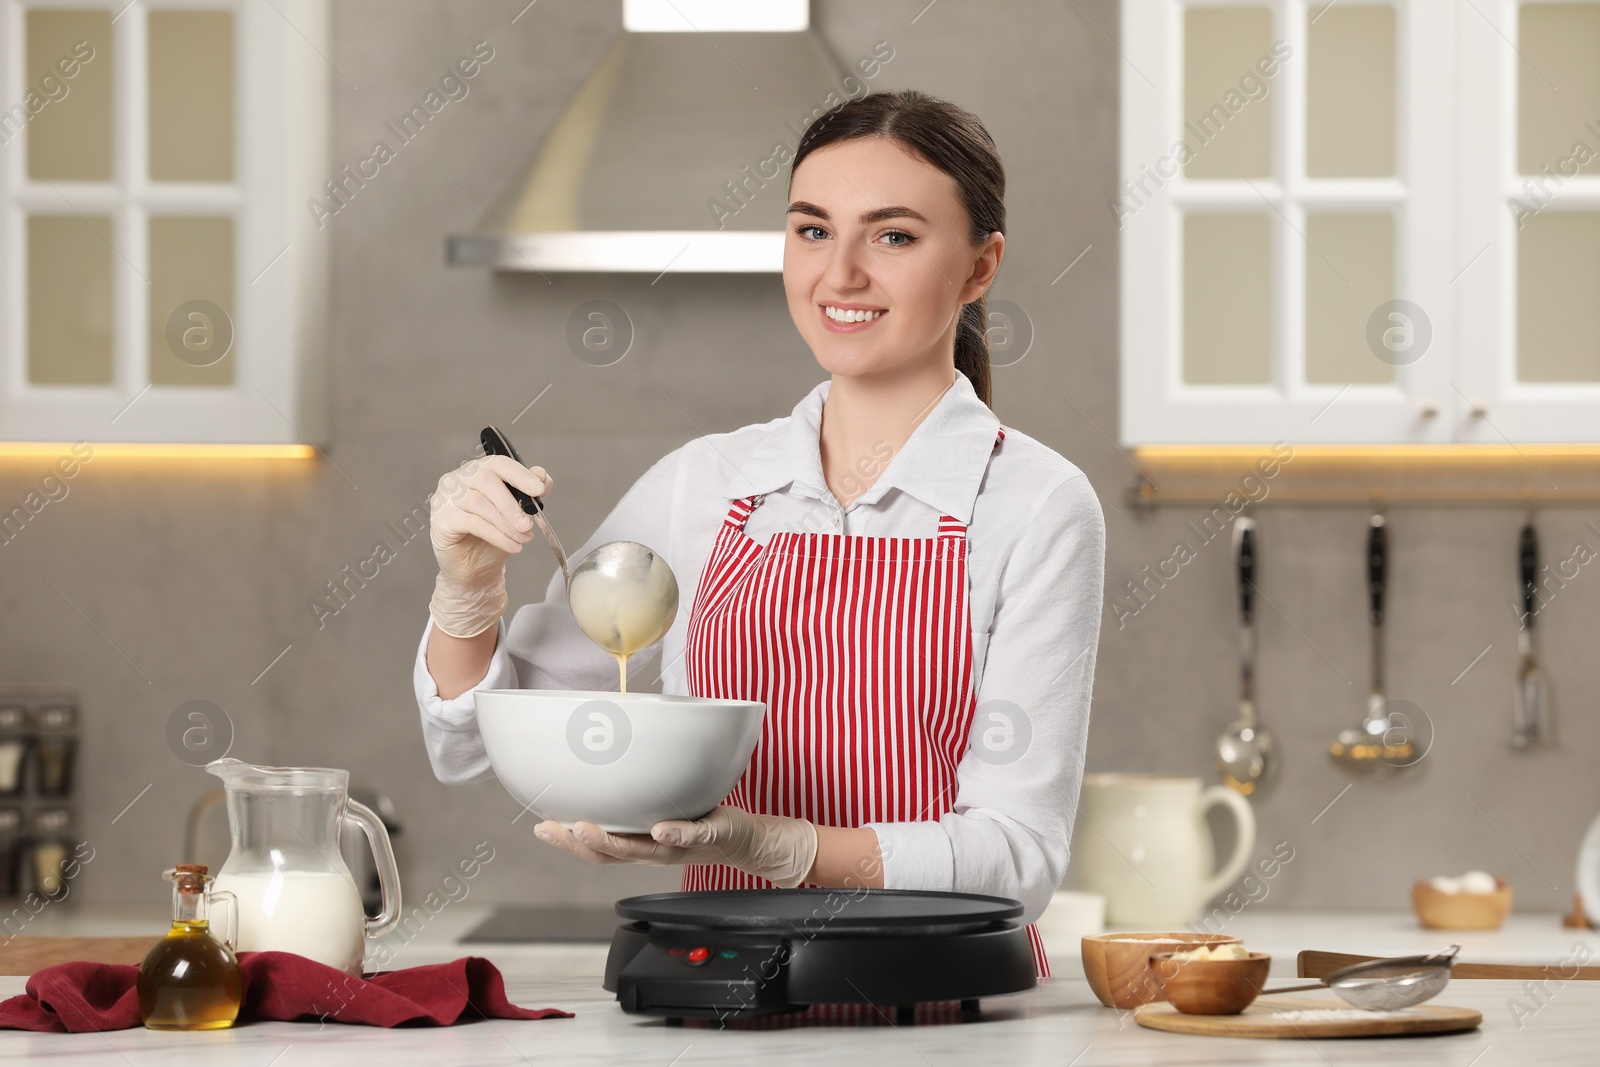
[955,297,993,407]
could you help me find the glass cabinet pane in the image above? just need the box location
[1518,212,1600,382]
[1184,214,1272,384]
[148,12,235,182]
[1305,214,1395,384]
[149,217,236,385]
[1519,4,1600,177]
[28,215,114,385]
[1307,4,1395,178]
[24,10,113,181]
[1184,7,1274,179]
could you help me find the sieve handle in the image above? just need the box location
[1259,982,1327,996]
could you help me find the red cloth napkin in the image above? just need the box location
[0,951,573,1032]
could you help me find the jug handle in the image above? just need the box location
[345,799,402,940]
[210,888,238,951]
[1578,809,1600,922]
[1196,785,1257,905]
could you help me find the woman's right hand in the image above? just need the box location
[430,454,552,580]
[427,454,553,639]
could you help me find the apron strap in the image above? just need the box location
[720,493,765,532]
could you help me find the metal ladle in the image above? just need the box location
[479,426,678,655]
[1217,517,1275,795]
[1329,514,1421,777]
[1261,945,1460,1010]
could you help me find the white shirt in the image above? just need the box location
[414,371,1105,924]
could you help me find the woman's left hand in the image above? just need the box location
[533,805,819,888]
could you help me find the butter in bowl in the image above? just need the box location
[1149,942,1272,1015]
[1081,932,1243,1009]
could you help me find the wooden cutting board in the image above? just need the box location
[0,937,157,976]
[1135,995,1481,1039]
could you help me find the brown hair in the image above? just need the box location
[788,89,1005,408]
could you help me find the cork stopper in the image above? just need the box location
[169,864,209,893]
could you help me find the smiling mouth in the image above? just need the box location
[819,304,888,330]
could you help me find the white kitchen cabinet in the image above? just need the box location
[0,0,329,445]
[1120,0,1600,445]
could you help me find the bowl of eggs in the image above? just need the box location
[1149,942,1272,1015]
[1413,870,1513,930]
[473,690,765,833]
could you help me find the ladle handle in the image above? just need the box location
[1519,522,1538,631]
[1367,514,1386,627]
[345,799,402,941]
[480,425,571,585]
[480,425,544,517]
[1234,518,1256,628]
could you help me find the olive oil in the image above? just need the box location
[137,865,242,1031]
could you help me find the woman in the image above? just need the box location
[415,90,1104,979]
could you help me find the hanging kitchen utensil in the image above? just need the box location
[1217,516,1275,795]
[1261,944,1460,1010]
[1329,514,1419,777]
[1512,519,1552,748]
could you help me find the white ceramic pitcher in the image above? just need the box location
[1073,774,1256,927]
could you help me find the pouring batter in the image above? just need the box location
[415,90,1105,980]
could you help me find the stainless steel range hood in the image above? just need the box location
[447,0,847,273]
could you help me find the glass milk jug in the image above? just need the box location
[206,759,401,973]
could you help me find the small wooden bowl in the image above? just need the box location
[1412,876,1513,929]
[1081,932,1243,1009]
[1149,951,1272,1015]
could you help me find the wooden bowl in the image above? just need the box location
[1412,876,1513,929]
[1149,951,1272,1015]
[1081,932,1243,1009]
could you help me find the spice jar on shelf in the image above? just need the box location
[0,808,21,897]
[28,808,73,901]
[32,705,76,798]
[0,707,29,798]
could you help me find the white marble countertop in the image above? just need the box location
[3,904,1596,1064]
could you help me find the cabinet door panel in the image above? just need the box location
[27,215,114,386]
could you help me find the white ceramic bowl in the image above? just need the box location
[474,689,765,833]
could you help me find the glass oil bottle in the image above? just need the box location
[137,864,242,1030]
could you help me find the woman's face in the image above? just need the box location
[784,136,1003,381]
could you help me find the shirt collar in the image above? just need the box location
[723,372,1001,524]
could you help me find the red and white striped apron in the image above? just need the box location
[681,425,1050,982]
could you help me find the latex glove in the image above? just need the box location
[427,453,552,638]
[533,806,820,889]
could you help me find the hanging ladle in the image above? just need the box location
[1217,516,1275,795]
[1329,513,1422,777]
